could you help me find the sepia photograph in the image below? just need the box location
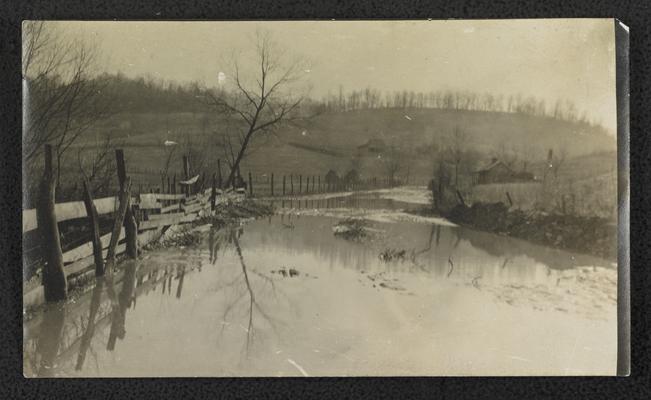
[21,19,624,377]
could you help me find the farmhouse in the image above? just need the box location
[474,158,534,184]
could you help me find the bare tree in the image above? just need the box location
[199,31,308,188]
[23,21,115,187]
[493,140,518,169]
[519,144,538,172]
[76,135,121,197]
[382,145,402,186]
[447,126,467,188]
[180,129,210,182]
[159,143,178,190]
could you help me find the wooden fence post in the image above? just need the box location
[167,177,171,194]
[115,149,138,259]
[306,176,310,194]
[506,191,514,207]
[248,171,253,197]
[211,173,217,211]
[217,159,222,189]
[182,155,190,196]
[270,173,274,197]
[299,175,303,194]
[197,173,203,193]
[282,175,286,196]
[312,176,315,193]
[37,144,67,302]
[290,174,294,195]
[82,178,105,277]
[105,177,132,275]
[161,173,165,194]
[456,190,466,207]
[172,174,176,194]
[318,176,321,193]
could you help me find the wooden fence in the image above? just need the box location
[245,173,402,198]
[23,145,244,308]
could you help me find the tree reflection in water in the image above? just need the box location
[75,278,104,371]
[209,224,289,358]
[34,302,66,377]
[27,222,297,375]
[106,261,137,351]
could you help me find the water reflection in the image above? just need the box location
[34,303,65,377]
[23,214,614,377]
[75,279,103,371]
[107,263,137,351]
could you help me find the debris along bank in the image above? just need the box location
[445,202,616,261]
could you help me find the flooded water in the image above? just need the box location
[24,210,617,377]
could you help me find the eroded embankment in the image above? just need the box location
[442,202,616,260]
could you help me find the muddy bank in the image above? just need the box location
[442,202,616,260]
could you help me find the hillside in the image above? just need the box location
[69,108,616,188]
[286,108,614,156]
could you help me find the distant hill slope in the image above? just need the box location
[74,108,616,185]
[284,108,615,158]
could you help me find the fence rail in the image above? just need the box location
[23,146,245,308]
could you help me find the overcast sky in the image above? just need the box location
[51,19,617,133]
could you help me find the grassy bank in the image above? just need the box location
[442,202,616,260]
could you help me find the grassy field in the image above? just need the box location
[467,151,617,219]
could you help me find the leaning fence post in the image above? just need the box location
[37,144,67,302]
[82,178,105,277]
[456,190,466,207]
[115,149,138,259]
[506,191,514,207]
[105,177,132,275]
